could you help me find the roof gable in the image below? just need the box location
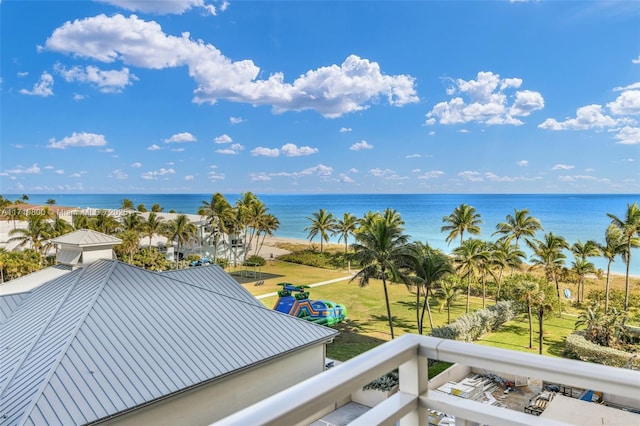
[50,229,122,247]
[0,260,337,425]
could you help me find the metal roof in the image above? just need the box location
[49,229,122,247]
[0,264,73,296]
[161,264,262,306]
[0,292,30,324]
[0,260,337,425]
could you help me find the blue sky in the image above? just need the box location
[1,0,639,195]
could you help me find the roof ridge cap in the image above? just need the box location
[17,260,119,425]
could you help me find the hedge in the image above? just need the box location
[431,301,516,342]
[565,331,640,369]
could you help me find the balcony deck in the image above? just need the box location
[214,334,640,426]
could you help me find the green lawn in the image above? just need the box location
[232,260,581,361]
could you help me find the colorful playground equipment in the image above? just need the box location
[273,283,347,327]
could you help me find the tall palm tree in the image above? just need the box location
[92,210,120,234]
[72,212,91,230]
[437,277,461,325]
[118,229,140,264]
[165,214,198,268]
[515,280,540,349]
[571,258,596,306]
[51,214,74,237]
[453,238,489,313]
[121,212,143,232]
[256,213,280,255]
[305,209,337,253]
[490,240,525,301]
[597,225,625,313]
[247,199,268,255]
[349,214,411,339]
[532,285,557,355]
[571,239,599,306]
[441,203,482,246]
[120,198,134,210]
[607,202,640,312]
[333,212,358,253]
[199,193,234,260]
[141,212,165,249]
[493,208,543,249]
[235,192,258,259]
[528,232,569,301]
[407,241,453,333]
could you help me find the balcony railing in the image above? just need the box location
[214,334,640,426]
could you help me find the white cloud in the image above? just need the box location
[45,15,418,118]
[55,169,64,174]
[250,172,271,182]
[208,170,225,180]
[164,132,196,143]
[73,93,86,101]
[417,171,444,180]
[552,164,575,171]
[171,148,185,152]
[230,116,244,125]
[614,126,640,144]
[517,160,528,167]
[558,175,599,182]
[251,147,280,157]
[96,0,221,15]
[538,104,620,130]
[131,162,142,167]
[1,164,42,175]
[368,168,407,180]
[70,171,88,178]
[425,71,544,126]
[607,90,640,115]
[281,143,318,157]
[337,174,355,183]
[12,144,25,149]
[47,132,107,149]
[147,144,161,151]
[485,172,516,182]
[17,71,29,78]
[214,134,232,144]
[339,127,352,133]
[348,168,359,174]
[54,64,136,93]
[632,56,640,64]
[19,72,54,97]
[141,168,175,180]
[216,143,244,155]
[269,164,333,179]
[458,170,483,182]
[184,175,194,181]
[406,154,421,158]
[613,82,640,91]
[110,169,128,180]
[350,140,373,151]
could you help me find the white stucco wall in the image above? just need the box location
[104,344,327,426]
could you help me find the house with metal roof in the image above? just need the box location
[0,259,338,425]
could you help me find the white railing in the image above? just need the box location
[214,334,640,426]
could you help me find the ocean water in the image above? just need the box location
[13,193,640,275]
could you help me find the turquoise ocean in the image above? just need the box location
[14,193,640,276]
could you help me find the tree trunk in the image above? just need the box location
[605,261,612,314]
[528,304,533,349]
[416,284,421,335]
[624,248,631,312]
[382,276,395,339]
[466,274,471,313]
[421,287,435,332]
[538,308,544,355]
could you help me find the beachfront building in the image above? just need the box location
[0,231,337,425]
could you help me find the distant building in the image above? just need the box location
[0,230,337,425]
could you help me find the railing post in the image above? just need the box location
[398,344,429,426]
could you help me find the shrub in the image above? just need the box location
[565,331,640,369]
[245,255,266,266]
[216,258,229,268]
[431,301,516,342]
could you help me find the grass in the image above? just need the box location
[229,256,639,362]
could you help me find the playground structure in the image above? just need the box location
[273,283,347,327]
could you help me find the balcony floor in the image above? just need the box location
[309,402,370,426]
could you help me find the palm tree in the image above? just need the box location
[490,240,525,301]
[453,238,489,313]
[51,215,73,237]
[493,208,543,249]
[120,198,134,210]
[441,203,482,246]
[199,193,234,261]
[571,258,596,306]
[532,285,558,355]
[72,212,91,230]
[607,202,640,312]
[597,225,625,313]
[151,203,163,212]
[528,232,569,301]
[333,212,358,253]
[256,213,280,255]
[515,280,540,349]
[165,214,198,268]
[8,215,52,265]
[247,199,268,255]
[305,209,337,253]
[407,241,453,333]
[121,212,143,232]
[236,192,258,258]
[141,212,164,249]
[349,214,411,339]
[46,198,56,205]
[437,277,461,325]
[92,210,120,234]
[118,229,140,264]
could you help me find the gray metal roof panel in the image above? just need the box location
[1,260,337,426]
[0,292,30,324]
[50,229,122,247]
[161,264,262,306]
